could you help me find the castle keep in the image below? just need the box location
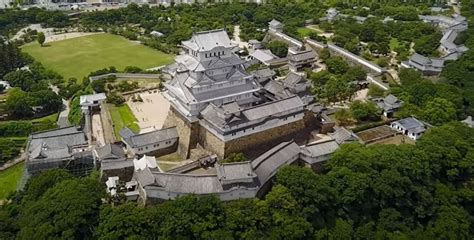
[163,29,314,158]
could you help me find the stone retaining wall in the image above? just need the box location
[162,108,199,159]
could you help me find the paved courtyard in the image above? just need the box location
[127,91,170,131]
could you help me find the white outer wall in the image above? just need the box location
[125,137,178,155]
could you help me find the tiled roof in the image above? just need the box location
[121,127,178,148]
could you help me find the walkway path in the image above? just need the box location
[0,151,26,172]
[231,25,249,49]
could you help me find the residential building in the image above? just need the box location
[390,117,426,141]
[120,127,178,156]
[26,126,94,176]
[372,94,403,117]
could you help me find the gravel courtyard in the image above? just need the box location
[127,91,170,131]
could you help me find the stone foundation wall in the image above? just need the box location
[162,107,199,159]
[198,118,307,159]
[198,125,226,158]
[225,119,306,157]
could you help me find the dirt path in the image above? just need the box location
[45,32,101,43]
[92,113,105,147]
[0,151,26,172]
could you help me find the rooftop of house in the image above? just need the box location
[250,49,279,64]
[28,127,88,162]
[251,140,301,185]
[409,53,445,68]
[120,127,178,148]
[329,127,360,144]
[182,29,235,52]
[282,72,308,88]
[134,155,159,171]
[373,94,403,112]
[95,143,125,161]
[216,161,257,185]
[101,159,134,171]
[251,68,276,83]
[263,80,293,100]
[201,95,305,130]
[79,93,106,106]
[300,140,340,163]
[269,19,283,28]
[288,50,316,63]
[393,117,426,134]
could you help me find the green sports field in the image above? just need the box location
[22,33,174,81]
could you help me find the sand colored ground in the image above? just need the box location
[127,91,170,131]
[92,113,105,147]
[45,32,101,43]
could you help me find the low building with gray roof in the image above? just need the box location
[200,96,305,142]
[300,139,339,172]
[251,68,276,84]
[401,53,445,75]
[288,50,316,72]
[329,127,361,144]
[390,117,426,141]
[134,138,342,204]
[26,126,94,176]
[120,127,178,156]
[372,94,403,117]
[269,19,284,32]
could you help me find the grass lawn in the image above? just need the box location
[109,104,140,138]
[0,162,24,200]
[297,28,316,38]
[22,33,174,81]
[389,38,401,51]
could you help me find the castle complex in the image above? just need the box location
[163,29,315,159]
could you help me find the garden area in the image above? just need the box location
[22,33,174,81]
[108,104,140,139]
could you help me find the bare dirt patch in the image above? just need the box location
[127,91,170,131]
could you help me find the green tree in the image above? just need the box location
[37,32,45,47]
[422,98,457,125]
[319,48,331,61]
[334,108,353,126]
[266,40,288,58]
[17,178,102,240]
[96,204,149,240]
[350,100,380,122]
[6,88,33,118]
[326,56,349,75]
[220,152,247,163]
